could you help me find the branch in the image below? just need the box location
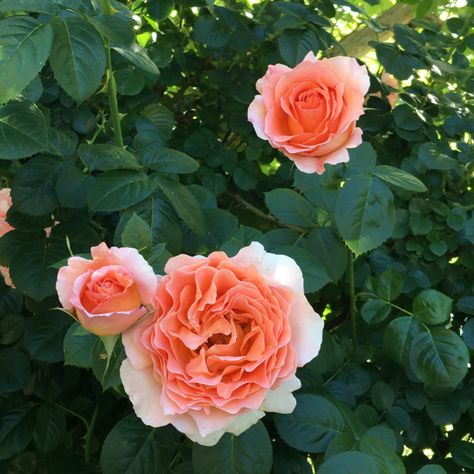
[230,193,308,233]
[331,3,415,58]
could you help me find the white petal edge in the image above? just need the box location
[120,359,172,427]
[247,95,268,140]
[289,293,324,366]
[232,242,304,293]
[260,375,301,413]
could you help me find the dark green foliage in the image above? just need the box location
[0,0,472,473]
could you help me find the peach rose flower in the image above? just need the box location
[0,188,14,287]
[56,243,157,336]
[120,242,323,446]
[248,53,370,174]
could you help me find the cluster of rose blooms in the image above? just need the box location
[1,55,397,445]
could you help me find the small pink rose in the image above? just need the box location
[248,53,370,174]
[0,188,14,287]
[120,242,323,446]
[56,243,157,336]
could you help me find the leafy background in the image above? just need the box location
[0,0,473,473]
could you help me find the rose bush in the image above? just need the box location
[248,53,370,174]
[121,242,323,445]
[0,1,472,473]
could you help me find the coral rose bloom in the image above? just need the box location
[56,243,157,336]
[120,242,323,446]
[0,188,14,287]
[248,53,370,174]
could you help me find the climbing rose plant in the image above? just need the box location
[0,1,472,473]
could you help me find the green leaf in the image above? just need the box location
[335,176,396,256]
[383,316,423,365]
[304,228,348,283]
[33,403,66,454]
[142,148,199,174]
[417,143,459,171]
[78,144,141,171]
[55,163,88,209]
[273,246,331,293]
[11,155,63,216]
[359,435,405,474]
[0,313,24,345]
[87,171,157,212]
[278,29,319,67]
[361,300,391,325]
[64,321,97,368]
[370,382,395,411]
[101,415,181,474]
[92,339,124,391]
[89,14,134,48]
[121,212,152,249]
[415,466,447,474]
[373,165,427,193]
[318,451,382,474]
[451,440,474,469]
[0,16,53,104]
[345,142,377,177]
[192,421,272,474]
[113,43,160,76]
[0,348,30,394]
[23,310,72,363]
[139,104,174,139]
[115,67,145,96]
[155,175,206,236]
[0,101,48,159]
[409,328,469,389]
[274,395,344,453]
[9,239,65,301]
[193,16,230,48]
[272,443,312,474]
[265,189,317,227]
[49,16,106,102]
[374,268,404,301]
[0,0,62,14]
[413,290,452,325]
[0,405,35,461]
[426,391,471,425]
[462,318,474,349]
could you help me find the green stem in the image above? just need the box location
[101,0,123,147]
[348,252,357,345]
[84,405,99,465]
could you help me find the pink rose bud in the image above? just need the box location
[0,188,14,287]
[120,242,324,446]
[56,243,157,336]
[248,53,370,174]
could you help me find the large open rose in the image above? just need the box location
[120,242,323,446]
[56,243,157,336]
[248,53,370,174]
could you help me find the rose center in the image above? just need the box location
[297,90,321,109]
[207,332,231,347]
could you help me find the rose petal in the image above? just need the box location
[232,242,304,293]
[248,95,268,140]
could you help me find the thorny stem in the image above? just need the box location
[230,192,309,234]
[101,0,123,147]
